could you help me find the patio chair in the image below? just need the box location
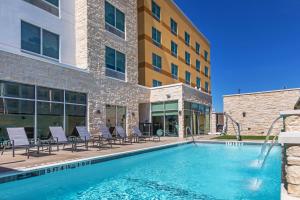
[2,128,51,158]
[75,126,102,149]
[49,126,76,152]
[98,126,115,148]
[132,126,151,142]
[115,126,132,144]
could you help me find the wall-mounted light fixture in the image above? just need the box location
[96,110,101,114]
[166,94,171,99]
[178,111,182,116]
[132,112,135,117]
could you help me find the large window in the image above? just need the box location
[196,60,201,72]
[171,63,178,79]
[170,18,177,35]
[185,71,191,85]
[171,41,178,57]
[152,80,162,87]
[185,32,190,46]
[184,101,210,136]
[21,21,59,60]
[0,81,87,141]
[151,101,178,137]
[152,0,160,21]
[105,46,126,80]
[105,1,125,39]
[152,27,161,46]
[23,0,59,16]
[152,53,162,71]
[185,51,190,65]
[106,105,126,136]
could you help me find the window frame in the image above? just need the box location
[170,18,177,35]
[152,53,162,72]
[21,20,60,61]
[171,41,178,57]
[105,1,126,39]
[152,27,161,47]
[151,0,161,21]
[196,60,201,72]
[195,42,200,55]
[42,0,59,8]
[196,77,201,89]
[185,51,190,66]
[105,46,126,80]
[152,80,162,87]
[204,66,209,77]
[184,32,190,46]
[204,50,209,61]
[205,81,209,92]
[171,63,178,79]
[185,71,191,85]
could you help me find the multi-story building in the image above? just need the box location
[138,0,211,93]
[0,0,211,140]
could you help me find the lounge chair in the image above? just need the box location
[2,128,51,158]
[98,126,116,148]
[75,126,102,149]
[49,126,77,152]
[115,126,132,144]
[132,126,151,142]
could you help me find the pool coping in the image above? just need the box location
[0,140,273,184]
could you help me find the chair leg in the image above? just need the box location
[1,146,6,155]
[27,147,30,159]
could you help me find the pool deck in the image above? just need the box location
[0,135,216,174]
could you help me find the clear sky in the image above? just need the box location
[174,0,300,112]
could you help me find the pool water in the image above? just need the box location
[0,143,281,200]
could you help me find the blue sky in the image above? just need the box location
[174,0,300,112]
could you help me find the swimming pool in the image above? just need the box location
[0,143,281,200]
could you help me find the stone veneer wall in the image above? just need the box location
[75,0,150,134]
[283,144,300,197]
[223,89,300,135]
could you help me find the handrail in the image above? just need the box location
[223,112,241,141]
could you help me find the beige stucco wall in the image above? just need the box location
[224,89,300,135]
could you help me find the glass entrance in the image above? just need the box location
[106,105,126,136]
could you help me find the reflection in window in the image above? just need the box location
[65,104,86,136]
[106,105,126,136]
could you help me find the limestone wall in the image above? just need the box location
[283,145,300,197]
[224,89,300,135]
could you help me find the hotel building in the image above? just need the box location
[0,0,211,140]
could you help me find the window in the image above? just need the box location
[205,66,209,77]
[152,53,162,71]
[204,50,209,61]
[21,21,59,60]
[185,51,190,65]
[185,71,191,85]
[44,0,59,7]
[196,77,201,89]
[105,1,125,38]
[105,46,126,80]
[185,32,190,46]
[170,18,177,35]
[171,63,178,79]
[153,80,162,87]
[0,80,87,140]
[205,82,209,92]
[152,27,161,46]
[196,60,201,72]
[152,0,160,21]
[171,41,178,57]
[42,29,59,59]
[196,42,200,55]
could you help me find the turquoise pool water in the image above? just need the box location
[0,143,281,200]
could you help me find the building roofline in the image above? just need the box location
[223,88,300,97]
[170,0,210,45]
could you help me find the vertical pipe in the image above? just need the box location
[34,85,37,144]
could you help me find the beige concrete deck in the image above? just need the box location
[0,135,215,174]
